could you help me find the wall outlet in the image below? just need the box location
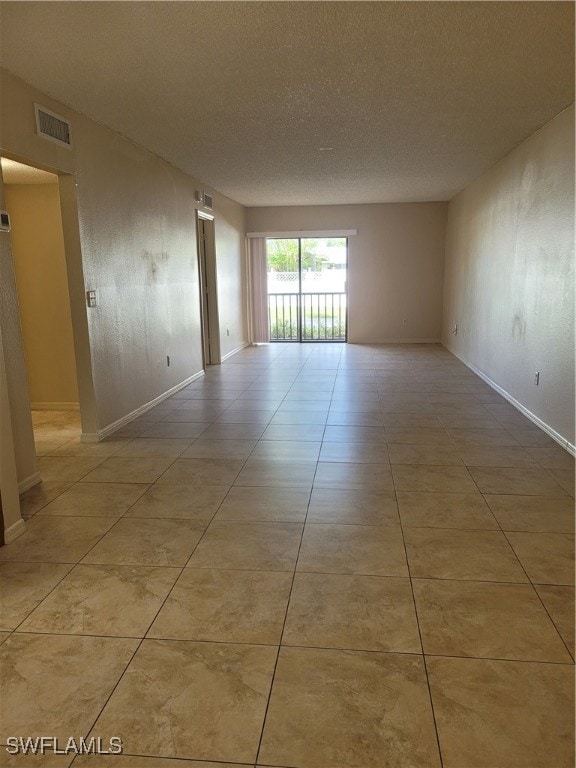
[534,371,540,385]
[86,289,98,308]
[0,210,11,232]
[167,355,170,367]
[452,324,458,335]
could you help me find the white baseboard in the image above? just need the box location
[81,370,205,443]
[18,472,42,493]
[444,343,575,456]
[347,338,442,345]
[252,339,442,346]
[30,402,80,411]
[220,342,250,362]
[4,518,26,544]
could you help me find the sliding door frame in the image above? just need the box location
[266,236,348,343]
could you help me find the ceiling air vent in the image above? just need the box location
[203,193,213,210]
[34,104,72,148]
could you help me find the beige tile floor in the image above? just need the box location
[1,343,574,768]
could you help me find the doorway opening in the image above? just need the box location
[266,237,347,341]
[196,211,220,366]
[1,157,82,456]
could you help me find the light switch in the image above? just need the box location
[86,290,98,308]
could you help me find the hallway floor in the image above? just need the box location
[1,343,574,767]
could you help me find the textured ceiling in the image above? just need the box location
[0,2,573,206]
[1,157,58,185]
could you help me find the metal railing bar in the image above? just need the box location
[267,291,347,342]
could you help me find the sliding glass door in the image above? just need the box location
[266,237,347,342]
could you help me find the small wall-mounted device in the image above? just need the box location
[194,190,213,210]
[86,289,98,308]
[0,211,11,232]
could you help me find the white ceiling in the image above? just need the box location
[0,2,573,206]
[1,157,58,185]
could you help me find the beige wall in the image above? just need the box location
[1,69,248,487]
[4,182,79,407]
[246,203,448,343]
[211,190,248,359]
[0,177,38,489]
[442,105,575,448]
[0,319,24,541]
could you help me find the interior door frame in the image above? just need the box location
[196,210,220,366]
[1,152,99,445]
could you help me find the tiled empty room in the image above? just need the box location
[0,3,574,767]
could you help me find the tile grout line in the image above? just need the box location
[73,439,246,757]
[11,347,575,766]
[499,525,575,663]
[393,364,445,768]
[466,465,575,662]
[24,374,280,761]
[254,345,339,766]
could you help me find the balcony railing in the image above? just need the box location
[268,292,347,342]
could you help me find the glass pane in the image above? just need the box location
[301,238,347,294]
[266,239,300,293]
[301,238,347,341]
[266,238,299,340]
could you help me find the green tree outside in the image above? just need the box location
[266,238,328,272]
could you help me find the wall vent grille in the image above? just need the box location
[203,193,213,210]
[34,104,72,148]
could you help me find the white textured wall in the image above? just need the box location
[442,105,575,447]
[0,69,247,485]
[246,203,448,343]
[73,119,205,428]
